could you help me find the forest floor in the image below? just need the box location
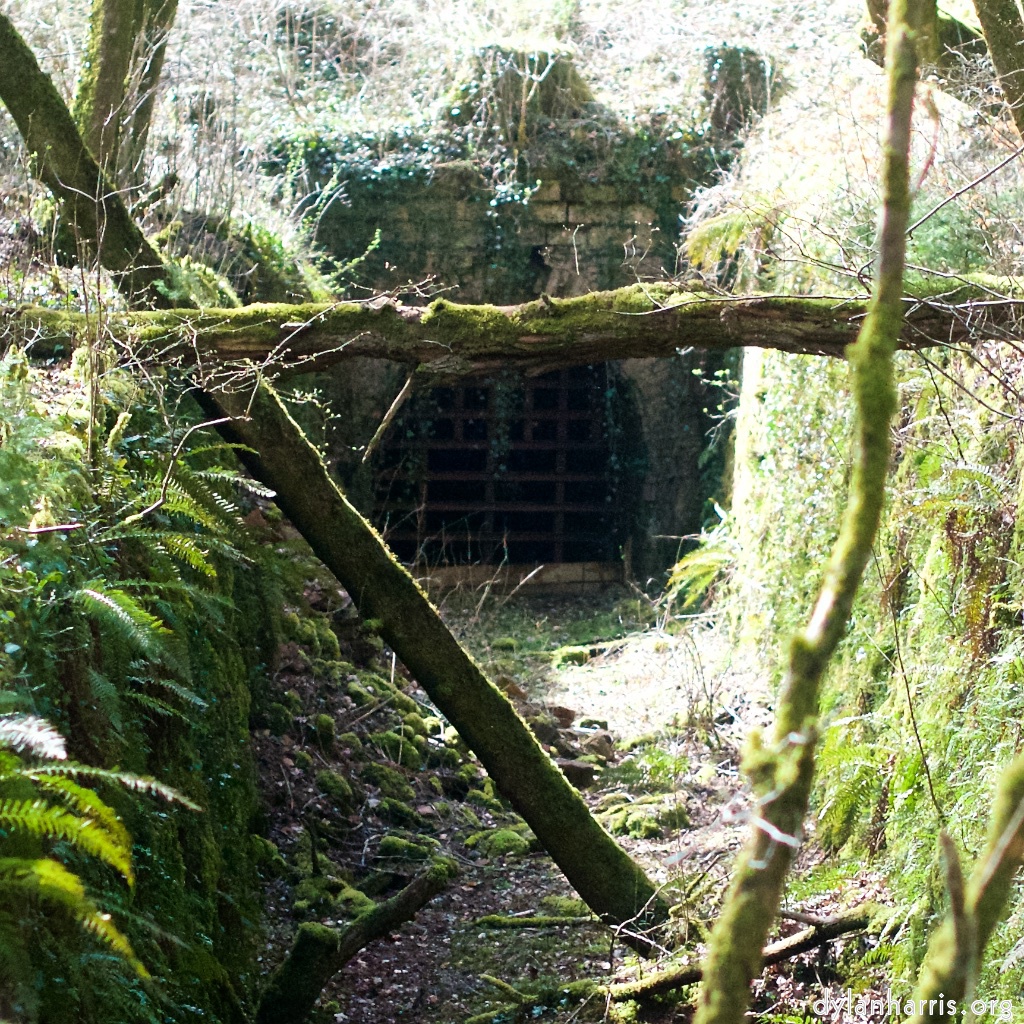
[310,587,890,1024]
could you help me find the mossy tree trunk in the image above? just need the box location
[194,380,669,947]
[255,861,456,1024]
[73,0,179,188]
[5,281,1012,372]
[693,3,922,1023]
[973,0,1024,137]
[0,12,169,304]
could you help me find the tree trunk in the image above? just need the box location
[195,379,669,947]
[255,861,455,1024]
[0,12,168,304]
[72,0,179,188]
[973,0,1024,137]
[693,2,921,1022]
[4,281,1009,373]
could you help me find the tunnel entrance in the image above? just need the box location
[374,365,631,578]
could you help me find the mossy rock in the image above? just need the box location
[539,895,590,917]
[466,828,530,859]
[426,745,461,770]
[267,702,294,737]
[315,769,354,809]
[313,659,355,688]
[422,716,443,736]
[333,885,375,917]
[377,835,439,861]
[361,762,415,802]
[597,795,688,838]
[376,797,423,826]
[295,750,313,770]
[445,727,471,757]
[346,682,376,707]
[466,789,503,813]
[369,729,423,769]
[337,731,362,753]
[314,713,336,749]
[402,712,428,737]
[390,689,420,716]
[252,836,289,878]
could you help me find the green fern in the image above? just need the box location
[71,581,171,662]
[0,800,133,882]
[0,857,146,976]
[815,739,884,851]
[0,715,200,992]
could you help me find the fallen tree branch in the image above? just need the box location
[7,281,1024,377]
[0,12,169,305]
[460,905,875,1024]
[255,858,457,1024]
[608,905,875,1001]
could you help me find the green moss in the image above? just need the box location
[360,762,415,801]
[333,885,375,916]
[467,828,530,859]
[377,836,438,861]
[376,797,423,826]
[466,789,504,813]
[295,750,313,770]
[283,689,303,713]
[314,713,336,749]
[540,895,590,917]
[315,770,354,808]
[346,682,375,707]
[369,729,423,769]
[390,689,419,715]
[402,712,428,737]
[267,701,294,736]
[426,746,461,769]
[337,731,362,752]
[492,636,518,652]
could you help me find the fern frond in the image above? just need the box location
[667,546,734,611]
[189,465,275,498]
[24,765,200,810]
[71,582,172,665]
[0,716,67,760]
[0,800,132,882]
[0,858,147,977]
[123,691,192,723]
[158,532,217,577]
[87,668,124,735]
[28,776,131,850]
[147,679,208,710]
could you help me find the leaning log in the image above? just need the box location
[196,379,670,948]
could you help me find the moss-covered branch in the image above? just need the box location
[692,5,923,1024]
[907,756,1024,1022]
[255,859,456,1024]
[7,279,1017,374]
[0,12,168,305]
[195,379,669,949]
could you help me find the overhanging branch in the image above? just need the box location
[7,282,1022,376]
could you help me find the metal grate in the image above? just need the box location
[374,366,617,565]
